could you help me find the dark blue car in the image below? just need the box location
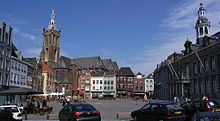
[130,100,185,121]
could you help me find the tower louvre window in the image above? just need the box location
[200,27,203,35]
[205,27,208,34]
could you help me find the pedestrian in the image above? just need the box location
[62,99,66,106]
[135,96,139,105]
[42,100,47,107]
[144,94,148,103]
[37,101,40,108]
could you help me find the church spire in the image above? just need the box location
[195,1,211,42]
[48,9,56,30]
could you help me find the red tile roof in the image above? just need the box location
[42,64,54,74]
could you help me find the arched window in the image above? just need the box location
[200,27,203,35]
[54,49,57,61]
[45,48,48,61]
[205,27,208,34]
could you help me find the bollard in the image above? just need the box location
[24,111,27,120]
[46,114,49,120]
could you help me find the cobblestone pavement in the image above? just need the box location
[23,98,147,121]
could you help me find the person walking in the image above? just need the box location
[144,94,148,103]
[62,98,66,106]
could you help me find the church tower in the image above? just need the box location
[195,2,211,45]
[40,10,60,67]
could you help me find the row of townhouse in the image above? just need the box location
[79,68,154,99]
[0,21,43,105]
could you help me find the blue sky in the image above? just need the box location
[1,0,220,75]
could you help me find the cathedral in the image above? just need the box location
[40,10,118,95]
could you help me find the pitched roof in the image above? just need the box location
[112,61,119,70]
[55,56,72,68]
[42,64,54,74]
[91,71,105,77]
[146,73,154,79]
[136,72,142,75]
[72,56,105,69]
[23,58,37,65]
[102,59,119,71]
[117,67,134,76]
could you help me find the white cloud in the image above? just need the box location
[20,32,37,41]
[133,0,220,75]
[22,48,41,58]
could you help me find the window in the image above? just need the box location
[142,104,151,110]
[14,74,17,83]
[100,80,102,84]
[205,27,208,34]
[0,28,2,41]
[193,62,197,74]
[111,80,113,85]
[140,86,143,90]
[96,80,99,84]
[100,86,102,90]
[211,76,216,94]
[104,80,106,85]
[211,57,216,71]
[93,80,95,84]
[199,62,203,73]
[151,104,159,111]
[10,72,13,82]
[0,46,3,55]
[200,27,203,35]
[11,61,14,69]
[204,58,209,72]
[5,33,8,44]
[15,62,17,70]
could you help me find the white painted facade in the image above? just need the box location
[90,76,103,98]
[145,77,154,94]
[10,56,32,89]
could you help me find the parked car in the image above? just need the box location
[59,103,101,121]
[181,100,220,121]
[0,109,17,121]
[130,100,185,121]
[190,111,220,121]
[0,105,23,121]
